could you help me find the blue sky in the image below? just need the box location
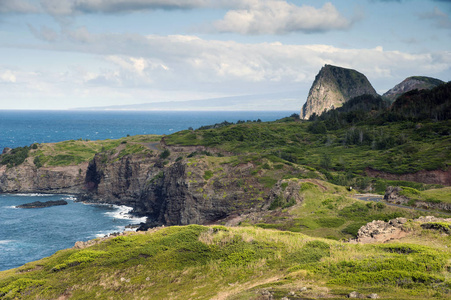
[0,0,450,109]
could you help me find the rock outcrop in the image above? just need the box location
[300,65,378,120]
[16,200,68,209]
[383,76,444,102]
[350,217,410,244]
[351,216,451,244]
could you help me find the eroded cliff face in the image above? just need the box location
[300,65,378,120]
[78,147,281,227]
[0,158,87,194]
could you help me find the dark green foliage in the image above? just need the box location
[341,222,367,237]
[269,195,296,210]
[388,82,451,121]
[160,149,170,159]
[33,156,43,168]
[0,146,30,167]
[308,121,327,134]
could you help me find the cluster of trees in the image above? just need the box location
[0,146,30,167]
[196,119,262,131]
[388,82,451,121]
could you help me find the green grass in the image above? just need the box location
[165,119,451,185]
[28,135,160,167]
[0,225,449,300]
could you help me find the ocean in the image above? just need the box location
[0,110,294,271]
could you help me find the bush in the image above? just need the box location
[160,149,170,159]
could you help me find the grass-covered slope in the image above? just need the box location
[165,116,451,190]
[1,223,450,300]
[0,135,160,168]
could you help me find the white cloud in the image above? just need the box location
[0,69,16,83]
[39,0,210,15]
[0,0,39,13]
[213,1,352,34]
[28,28,451,92]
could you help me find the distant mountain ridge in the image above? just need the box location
[383,76,444,102]
[300,65,378,120]
[76,92,300,111]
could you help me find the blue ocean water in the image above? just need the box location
[0,194,146,271]
[0,110,294,271]
[0,110,294,152]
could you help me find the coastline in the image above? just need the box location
[0,193,146,271]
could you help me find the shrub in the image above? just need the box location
[203,170,213,180]
[160,149,170,159]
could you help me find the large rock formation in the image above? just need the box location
[300,65,378,120]
[383,76,444,102]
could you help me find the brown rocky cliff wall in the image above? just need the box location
[0,161,87,194]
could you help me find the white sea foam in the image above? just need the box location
[104,205,147,223]
[0,240,14,245]
[13,193,55,197]
[4,206,18,209]
[62,195,77,201]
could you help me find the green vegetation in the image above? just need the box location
[252,180,425,240]
[399,187,451,204]
[0,225,449,299]
[1,82,451,299]
[24,135,160,167]
[165,116,451,191]
[0,146,30,167]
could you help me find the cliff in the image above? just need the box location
[82,146,283,227]
[300,64,378,120]
[383,76,444,102]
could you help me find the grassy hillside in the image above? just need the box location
[0,135,160,168]
[1,222,450,300]
[165,116,450,192]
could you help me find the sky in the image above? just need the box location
[0,0,450,110]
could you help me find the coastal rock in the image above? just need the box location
[300,65,378,120]
[16,200,68,209]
